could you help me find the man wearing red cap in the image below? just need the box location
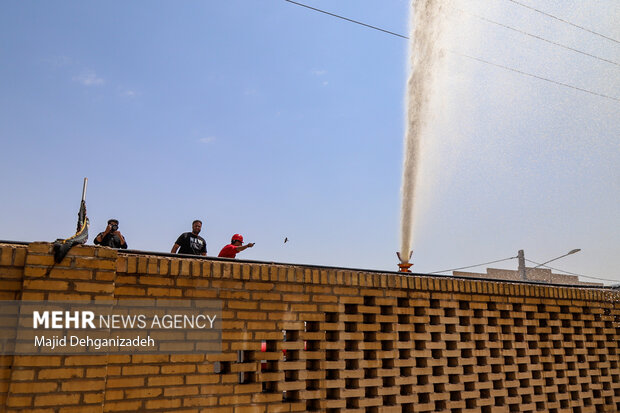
[218,234,255,259]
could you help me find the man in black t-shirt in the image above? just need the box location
[171,220,207,256]
[94,219,128,249]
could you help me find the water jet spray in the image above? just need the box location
[399,0,445,271]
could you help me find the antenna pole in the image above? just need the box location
[81,178,88,202]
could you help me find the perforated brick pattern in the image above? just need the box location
[1,242,619,413]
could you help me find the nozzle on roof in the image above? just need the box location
[396,251,413,273]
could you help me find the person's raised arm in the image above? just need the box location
[235,243,255,252]
[95,224,112,244]
[116,231,127,249]
[171,244,180,254]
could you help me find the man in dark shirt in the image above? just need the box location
[94,219,128,249]
[171,220,207,256]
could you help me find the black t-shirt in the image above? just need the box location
[94,232,127,249]
[175,232,207,255]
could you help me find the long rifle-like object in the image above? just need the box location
[53,178,90,263]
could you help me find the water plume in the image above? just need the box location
[399,0,449,263]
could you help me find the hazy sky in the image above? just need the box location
[0,1,618,284]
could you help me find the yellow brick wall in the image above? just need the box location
[0,244,27,409]
[1,242,619,412]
